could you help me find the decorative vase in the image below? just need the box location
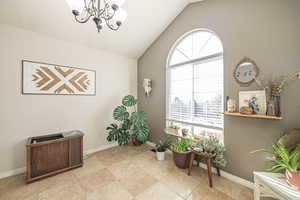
[156,151,165,161]
[274,96,281,117]
[267,99,276,116]
[286,169,300,189]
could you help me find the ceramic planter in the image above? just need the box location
[286,169,300,188]
[172,150,191,169]
[156,151,165,161]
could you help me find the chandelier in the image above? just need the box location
[66,0,127,33]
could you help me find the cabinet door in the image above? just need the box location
[70,137,82,167]
[30,141,69,178]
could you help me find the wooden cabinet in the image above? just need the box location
[26,131,83,183]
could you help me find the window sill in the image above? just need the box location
[164,128,202,141]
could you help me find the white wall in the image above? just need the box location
[0,24,137,176]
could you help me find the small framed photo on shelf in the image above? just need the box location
[239,90,267,115]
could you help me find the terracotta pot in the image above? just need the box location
[131,135,141,146]
[172,150,191,169]
[286,169,300,188]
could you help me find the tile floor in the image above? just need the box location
[0,144,272,200]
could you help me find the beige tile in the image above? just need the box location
[108,159,136,180]
[25,175,85,200]
[213,175,253,200]
[160,169,200,199]
[87,181,133,200]
[75,168,116,193]
[119,168,157,196]
[187,185,234,200]
[136,182,183,200]
[0,173,74,200]
[109,159,157,196]
[130,150,157,166]
[186,165,217,185]
[0,144,259,200]
[96,147,131,166]
[143,159,178,180]
[72,155,105,178]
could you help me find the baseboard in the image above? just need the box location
[146,141,254,189]
[0,167,26,180]
[0,142,118,180]
[146,141,155,147]
[198,163,254,189]
[84,142,118,156]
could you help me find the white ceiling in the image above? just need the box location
[0,0,203,59]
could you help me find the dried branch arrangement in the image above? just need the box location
[253,72,300,97]
[271,72,300,97]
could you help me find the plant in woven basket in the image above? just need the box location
[106,95,150,145]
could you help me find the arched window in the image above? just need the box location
[166,30,224,140]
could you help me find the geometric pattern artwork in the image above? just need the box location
[22,60,96,95]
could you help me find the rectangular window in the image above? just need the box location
[166,56,224,139]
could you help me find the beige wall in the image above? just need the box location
[0,24,137,176]
[138,0,300,181]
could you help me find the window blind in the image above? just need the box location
[167,57,224,129]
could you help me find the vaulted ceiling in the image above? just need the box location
[0,0,203,59]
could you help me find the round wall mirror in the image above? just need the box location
[234,57,259,86]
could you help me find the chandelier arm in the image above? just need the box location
[84,0,94,16]
[74,14,91,23]
[97,8,106,17]
[105,19,120,31]
[71,0,124,33]
[101,6,116,20]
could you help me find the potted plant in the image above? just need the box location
[155,140,171,161]
[170,139,195,169]
[252,139,300,188]
[194,136,227,168]
[106,95,150,146]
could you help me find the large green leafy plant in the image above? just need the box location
[106,95,150,145]
[252,139,300,173]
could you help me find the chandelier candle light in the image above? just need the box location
[66,0,127,33]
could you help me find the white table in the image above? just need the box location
[254,172,300,200]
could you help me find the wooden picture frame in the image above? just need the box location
[22,60,96,96]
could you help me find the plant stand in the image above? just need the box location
[187,150,220,188]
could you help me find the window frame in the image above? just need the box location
[166,29,224,133]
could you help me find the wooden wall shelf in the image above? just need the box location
[223,112,283,120]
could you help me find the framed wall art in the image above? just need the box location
[22,60,96,95]
[239,90,267,115]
